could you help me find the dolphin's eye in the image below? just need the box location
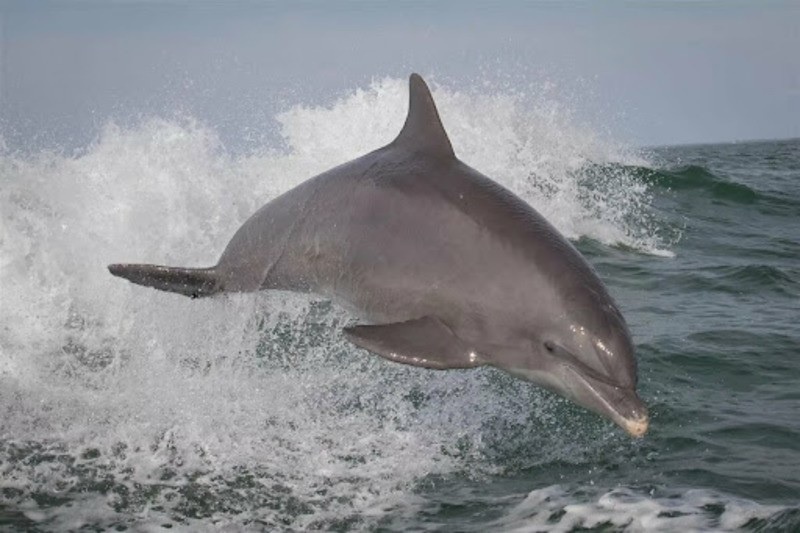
[544,340,556,353]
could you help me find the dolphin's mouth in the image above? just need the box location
[554,346,649,438]
[620,414,649,438]
[568,365,650,437]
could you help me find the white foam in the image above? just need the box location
[499,485,787,532]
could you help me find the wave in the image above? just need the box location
[647,164,759,204]
[583,162,762,206]
[490,485,797,533]
[617,161,800,217]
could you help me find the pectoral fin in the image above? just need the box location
[343,316,482,370]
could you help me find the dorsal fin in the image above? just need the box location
[392,73,455,159]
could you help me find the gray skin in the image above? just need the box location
[110,74,648,437]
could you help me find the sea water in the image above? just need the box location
[1,78,798,531]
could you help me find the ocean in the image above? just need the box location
[1,77,798,531]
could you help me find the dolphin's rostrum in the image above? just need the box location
[110,74,649,437]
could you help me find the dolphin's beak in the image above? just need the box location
[590,383,649,438]
[620,414,649,438]
[565,364,649,438]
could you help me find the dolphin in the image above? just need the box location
[109,74,648,437]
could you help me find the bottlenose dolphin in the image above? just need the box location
[109,74,648,437]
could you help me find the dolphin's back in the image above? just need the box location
[251,147,559,327]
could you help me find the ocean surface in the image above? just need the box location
[1,78,798,531]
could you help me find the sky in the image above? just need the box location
[0,1,798,151]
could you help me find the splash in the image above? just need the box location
[493,485,791,532]
[1,76,672,528]
[273,77,670,253]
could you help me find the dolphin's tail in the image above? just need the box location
[108,263,222,298]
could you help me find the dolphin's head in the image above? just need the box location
[501,287,649,437]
